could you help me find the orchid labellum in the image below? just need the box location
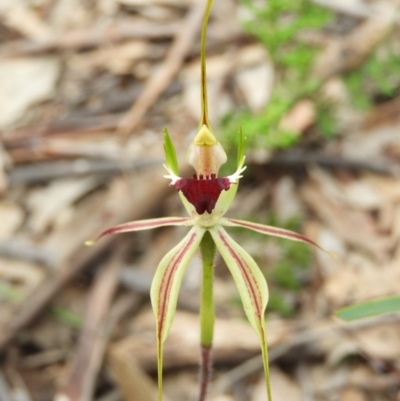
[86,1,329,400]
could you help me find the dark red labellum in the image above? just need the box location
[175,175,231,214]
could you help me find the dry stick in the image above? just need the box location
[8,157,161,185]
[1,21,180,57]
[55,243,127,401]
[266,152,400,176]
[117,1,205,139]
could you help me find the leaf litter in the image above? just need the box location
[0,0,400,400]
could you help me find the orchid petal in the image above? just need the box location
[163,127,179,176]
[151,226,205,401]
[237,127,246,170]
[209,226,272,401]
[221,218,333,256]
[85,217,192,246]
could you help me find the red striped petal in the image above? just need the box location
[85,217,191,246]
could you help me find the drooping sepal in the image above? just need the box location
[150,226,205,401]
[163,127,179,176]
[210,226,268,335]
[209,226,272,400]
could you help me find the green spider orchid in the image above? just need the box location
[86,1,329,400]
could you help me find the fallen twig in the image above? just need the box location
[55,243,127,401]
[264,151,400,176]
[8,157,162,185]
[1,20,180,58]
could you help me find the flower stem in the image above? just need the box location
[260,321,273,401]
[198,231,216,401]
[200,0,214,130]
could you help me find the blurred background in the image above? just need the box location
[0,0,400,400]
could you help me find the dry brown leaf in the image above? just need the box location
[163,371,197,401]
[109,351,160,401]
[26,177,101,235]
[70,41,153,75]
[0,1,52,39]
[117,0,193,6]
[209,395,235,401]
[354,323,400,361]
[0,57,60,129]
[342,120,400,161]
[312,0,374,18]
[323,254,400,308]
[301,182,390,261]
[340,387,367,401]
[280,100,316,134]
[314,13,396,79]
[112,309,289,371]
[251,369,302,401]
[0,202,24,239]
[49,0,93,32]
[0,259,44,295]
[236,62,274,112]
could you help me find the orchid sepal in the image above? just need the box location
[150,226,205,401]
[209,225,272,401]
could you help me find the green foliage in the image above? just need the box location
[315,97,338,138]
[0,282,21,302]
[336,295,400,321]
[50,305,83,329]
[267,292,294,317]
[344,44,400,110]
[0,282,82,328]
[223,0,334,148]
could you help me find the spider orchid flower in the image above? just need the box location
[86,1,330,400]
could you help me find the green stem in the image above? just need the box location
[198,231,216,401]
[260,321,273,401]
[199,231,216,347]
[200,0,214,130]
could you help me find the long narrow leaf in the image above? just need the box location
[85,217,192,245]
[151,226,205,401]
[210,226,272,401]
[336,296,400,321]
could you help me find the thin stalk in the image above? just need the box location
[157,339,164,401]
[199,0,214,130]
[198,231,216,401]
[260,321,273,401]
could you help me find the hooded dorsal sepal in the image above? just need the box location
[187,124,227,178]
